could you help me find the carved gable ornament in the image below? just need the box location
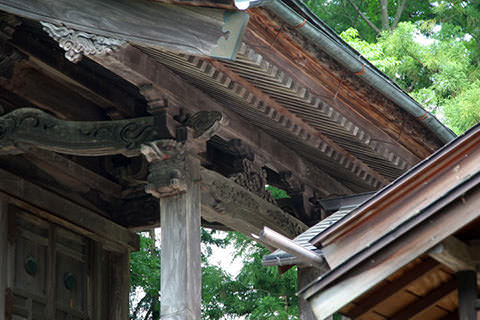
[41,22,125,63]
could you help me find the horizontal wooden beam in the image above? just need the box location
[93,45,352,198]
[0,0,248,59]
[0,169,139,251]
[201,168,308,239]
[428,236,476,272]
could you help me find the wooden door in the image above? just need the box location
[6,207,91,320]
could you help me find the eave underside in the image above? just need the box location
[0,9,445,235]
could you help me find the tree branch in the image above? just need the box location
[392,0,407,29]
[379,0,390,30]
[347,0,381,34]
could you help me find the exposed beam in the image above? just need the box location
[347,258,441,318]
[0,107,172,157]
[92,44,352,197]
[390,278,457,320]
[210,58,390,188]
[8,23,143,119]
[429,236,476,273]
[200,167,307,238]
[0,0,248,59]
[0,169,139,251]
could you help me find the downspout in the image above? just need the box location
[253,227,326,269]
[234,0,456,144]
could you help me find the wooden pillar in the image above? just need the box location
[142,140,202,320]
[456,270,477,320]
[0,199,7,318]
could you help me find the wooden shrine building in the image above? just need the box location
[262,122,480,320]
[0,0,455,318]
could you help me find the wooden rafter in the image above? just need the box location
[390,279,457,320]
[92,45,353,197]
[347,258,441,318]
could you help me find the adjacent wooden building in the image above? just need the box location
[0,0,455,318]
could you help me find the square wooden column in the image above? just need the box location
[142,140,202,320]
[456,270,477,320]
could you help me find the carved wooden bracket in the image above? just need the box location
[0,108,224,157]
[141,140,190,198]
[41,22,125,63]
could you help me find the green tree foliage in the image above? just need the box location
[338,20,479,134]
[130,230,298,320]
[305,0,434,41]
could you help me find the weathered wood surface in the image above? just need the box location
[429,236,476,272]
[0,169,139,251]
[319,136,480,269]
[304,183,480,320]
[0,0,248,59]
[200,167,307,239]
[160,183,202,319]
[0,199,7,319]
[0,107,167,157]
[390,278,456,320]
[246,9,442,159]
[109,250,130,320]
[94,45,352,198]
[347,258,441,318]
[456,271,477,320]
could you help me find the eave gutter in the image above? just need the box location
[234,0,456,144]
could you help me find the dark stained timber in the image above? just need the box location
[0,108,223,157]
[0,0,249,59]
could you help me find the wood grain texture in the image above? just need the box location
[321,140,480,269]
[0,0,245,58]
[0,169,139,251]
[93,44,352,197]
[160,182,202,319]
[305,183,480,320]
[429,237,476,272]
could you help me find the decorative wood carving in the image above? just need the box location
[141,140,190,198]
[231,158,275,203]
[202,168,307,238]
[41,22,125,63]
[0,108,172,156]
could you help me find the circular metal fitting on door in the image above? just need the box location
[64,272,77,290]
[24,257,38,276]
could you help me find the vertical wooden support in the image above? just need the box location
[141,140,202,320]
[160,182,201,319]
[456,270,477,320]
[109,250,130,320]
[298,267,325,320]
[0,199,7,319]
